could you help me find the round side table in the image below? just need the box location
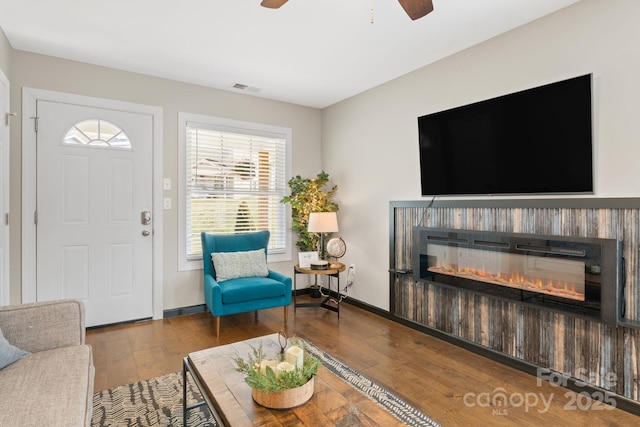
[293,262,345,316]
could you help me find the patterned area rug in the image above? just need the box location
[91,371,213,427]
[304,343,441,427]
[92,340,441,427]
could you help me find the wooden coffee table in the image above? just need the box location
[183,333,403,426]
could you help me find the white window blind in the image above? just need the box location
[184,120,288,261]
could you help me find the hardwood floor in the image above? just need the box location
[86,297,639,426]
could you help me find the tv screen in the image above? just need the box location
[418,74,593,196]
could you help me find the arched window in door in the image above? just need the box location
[63,119,131,149]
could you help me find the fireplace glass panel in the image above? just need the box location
[413,227,622,325]
[426,244,586,301]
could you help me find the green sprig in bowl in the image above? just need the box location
[233,336,320,409]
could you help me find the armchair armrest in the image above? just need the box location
[203,273,224,315]
[0,299,86,353]
[268,270,293,304]
[268,270,292,288]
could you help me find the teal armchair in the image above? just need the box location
[201,230,292,337]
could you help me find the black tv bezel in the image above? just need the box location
[418,74,594,197]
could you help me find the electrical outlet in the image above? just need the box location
[163,178,172,191]
[347,263,356,288]
[163,198,172,209]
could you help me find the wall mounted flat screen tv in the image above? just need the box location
[418,74,593,196]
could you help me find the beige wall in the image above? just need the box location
[322,0,640,309]
[5,0,638,314]
[8,51,322,308]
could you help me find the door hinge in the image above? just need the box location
[4,213,8,226]
[34,210,38,225]
[31,116,39,133]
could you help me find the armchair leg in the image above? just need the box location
[255,311,258,321]
[284,305,288,324]
[215,316,220,338]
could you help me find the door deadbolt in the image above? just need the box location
[142,230,151,236]
[141,211,151,225]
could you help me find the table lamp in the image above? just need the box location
[307,212,339,261]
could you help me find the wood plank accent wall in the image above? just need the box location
[390,200,640,401]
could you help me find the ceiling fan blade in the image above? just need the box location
[397,0,434,20]
[261,0,289,9]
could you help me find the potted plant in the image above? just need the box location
[234,338,320,409]
[281,171,338,296]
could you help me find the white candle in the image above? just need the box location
[259,359,278,376]
[285,345,304,369]
[275,361,296,377]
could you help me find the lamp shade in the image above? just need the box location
[307,212,339,233]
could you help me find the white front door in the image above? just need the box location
[0,71,9,306]
[36,100,154,326]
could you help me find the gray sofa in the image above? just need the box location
[0,299,95,427]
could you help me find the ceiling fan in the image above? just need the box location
[260,0,434,21]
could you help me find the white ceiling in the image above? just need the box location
[0,0,581,109]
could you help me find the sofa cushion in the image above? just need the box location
[0,327,29,369]
[212,248,269,282]
[221,277,286,304]
[0,345,94,427]
[0,299,85,353]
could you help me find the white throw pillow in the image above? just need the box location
[211,248,269,282]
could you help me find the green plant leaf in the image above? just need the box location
[280,171,339,252]
[233,341,320,393]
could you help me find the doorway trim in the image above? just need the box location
[0,68,9,306]
[21,87,164,320]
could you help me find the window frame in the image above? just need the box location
[63,119,132,149]
[178,112,292,271]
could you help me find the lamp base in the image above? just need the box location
[309,286,321,298]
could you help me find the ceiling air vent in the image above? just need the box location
[232,82,261,93]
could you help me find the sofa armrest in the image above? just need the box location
[0,299,86,353]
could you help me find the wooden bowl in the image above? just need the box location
[251,377,314,409]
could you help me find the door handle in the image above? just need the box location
[142,230,151,236]
[141,211,151,225]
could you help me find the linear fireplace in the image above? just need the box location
[413,227,623,325]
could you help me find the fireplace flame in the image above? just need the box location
[429,263,584,301]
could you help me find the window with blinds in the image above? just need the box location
[182,116,290,263]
